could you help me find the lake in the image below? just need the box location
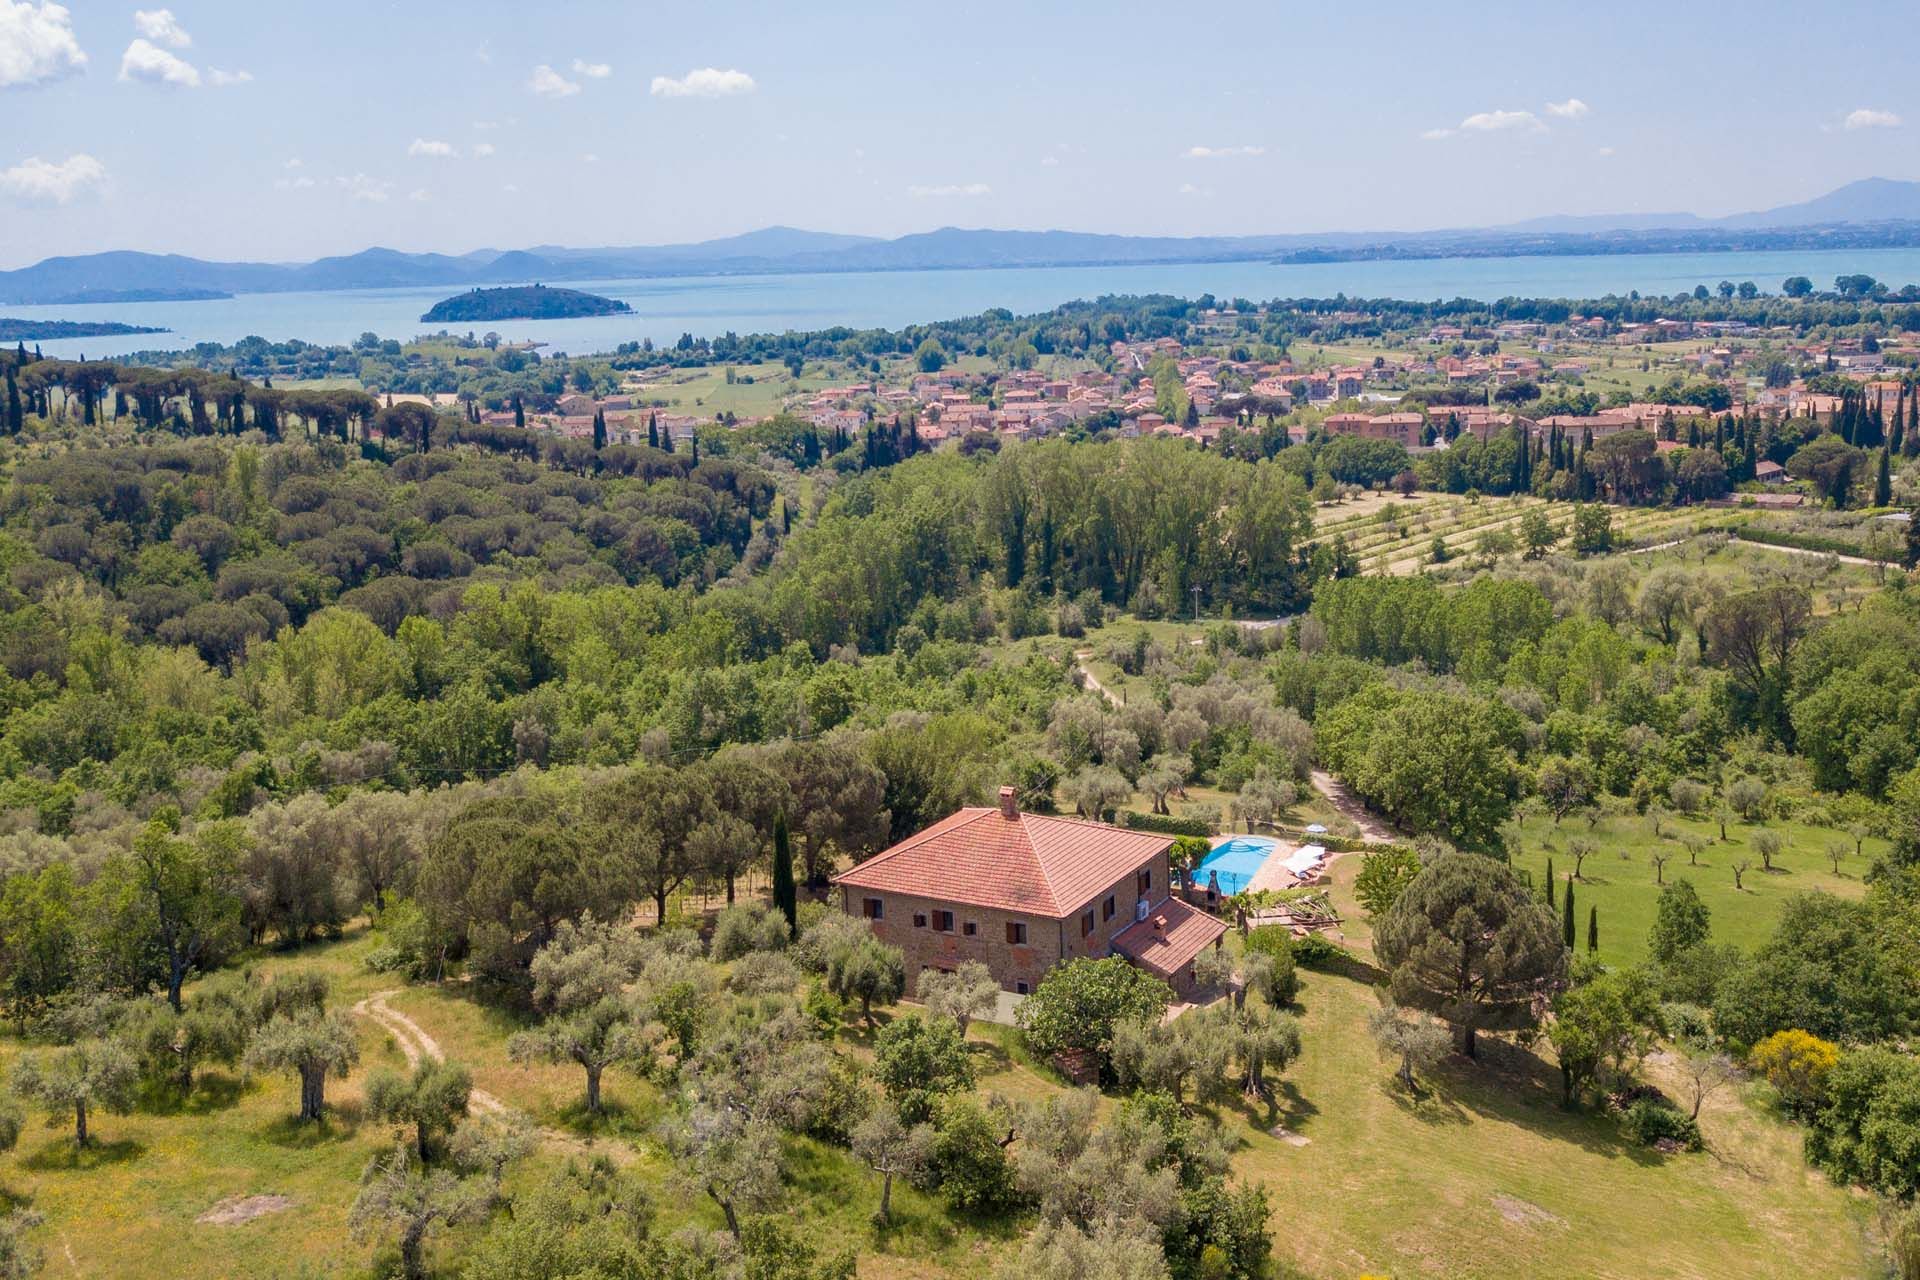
[16,246,1920,361]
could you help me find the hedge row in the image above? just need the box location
[1118,810,1216,838]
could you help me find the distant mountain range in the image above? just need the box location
[6,178,1919,306]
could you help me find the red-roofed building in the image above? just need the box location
[832,788,1224,997]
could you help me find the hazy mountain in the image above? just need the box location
[1719,177,1920,228]
[1497,178,1920,235]
[3,179,1916,304]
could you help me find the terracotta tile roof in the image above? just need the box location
[1111,897,1227,979]
[832,808,1172,918]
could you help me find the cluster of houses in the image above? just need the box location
[392,310,1914,464]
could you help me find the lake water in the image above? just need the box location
[17,246,1920,361]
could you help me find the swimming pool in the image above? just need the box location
[1194,835,1279,897]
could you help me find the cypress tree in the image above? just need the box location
[4,363,19,435]
[690,434,699,463]
[648,413,659,449]
[512,394,524,429]
[1586,904,1599,954]
[1875,449,1893,508]
[1562,878,1576,951]
[771,814,797,939]
[592,408,606,451]
[1545,856,1556,907]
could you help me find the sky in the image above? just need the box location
[1,0,1917,268]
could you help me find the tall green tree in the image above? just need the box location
[1374,853,1568,1057]
[771,814,797,939]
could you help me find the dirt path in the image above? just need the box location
[351,991,621,1159]
[1727,534,1882,568]
[1072,650,1123,708]
[1309,769,1401,844]
[353,991,509,1117]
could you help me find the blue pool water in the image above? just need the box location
[1194,836,1279,897]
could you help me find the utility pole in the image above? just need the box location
[1190,584,1202,621]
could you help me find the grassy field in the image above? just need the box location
[1507,808,1882,965]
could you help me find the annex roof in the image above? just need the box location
[1111,897,1228,980]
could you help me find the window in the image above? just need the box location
[963,921,977,937]
[862,898,883,920]
[1137,867,1152,895]
[912,912,927,928]
[1080,911,1095,939]
[1102,895,1116,922]
[1015,981,1030,995]
[933,910,954,933]
[1006,921,1028,945]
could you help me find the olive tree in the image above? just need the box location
[662,1104,783,1240]
[1368,1003,1451,1091]
[851,1105,935,1225]
[919,960,998,1037]
[366,1060,473,1161]
[244,1008,361,1122]
[507,915,655,1114]
[11,1039,139,1147]
[349,1144,485,1280]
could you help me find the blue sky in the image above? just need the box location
[1,0,1915,266]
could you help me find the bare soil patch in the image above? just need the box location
[196,1194,293,1226]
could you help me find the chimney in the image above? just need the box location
[998,786,1018,820]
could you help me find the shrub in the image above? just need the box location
[1288,933,1350,970]
[1017,957,1172,1073]
[711,902,790,961]
[1749,1029,1840,1113]
[1620,1096,1702,1150]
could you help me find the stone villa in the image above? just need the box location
[832,788,1227,999]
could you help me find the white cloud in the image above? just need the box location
[119,37,199,87]
[1844,107,1901,131]
[650,67,754,98]
[1597,145,1616,158]
[1420,127,1455,141]
[501,182,519,193]
[207,67,250,86]
[335,173,391,203]
[1459,108,1542,132]
[1184,144,1264,159]
[283,156,303,169]
[472,141,496,157]
[1545,97,1590,119]
[526,63,579,97]
[132,8,189,48]
[0,0,86,88]
[908,182,989,198]
[1,152,106,203]
[1176,182,1212,197]
[407,188,429,202]
[581,152,600,164]
[273,174,315,190]
[408,138,457,158]
[1040,154,1059,167]
[571,58,611,79]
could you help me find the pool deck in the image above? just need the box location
[1244,838,1305,894]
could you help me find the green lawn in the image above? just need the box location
[1233,958,1874,1280]
[1508,809,1881,965]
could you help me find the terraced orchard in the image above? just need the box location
[1310,494,1716,575]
